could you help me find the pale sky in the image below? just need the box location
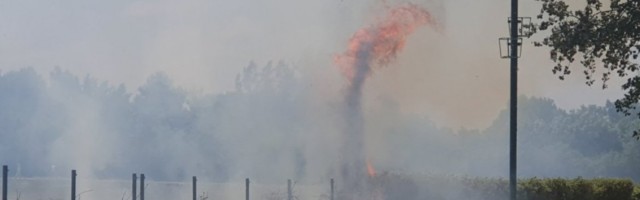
[0,0,631,128]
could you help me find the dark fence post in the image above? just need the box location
[71,170,77,200]
[330,178,334,200]
[2,165,7,200]
[140,174,145,200]
[132,173,137,200]
[192,176,197,200]
[287,179,292,200]
[245,178,250,200]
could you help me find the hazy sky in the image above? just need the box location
[0,0,630,128]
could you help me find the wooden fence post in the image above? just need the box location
[192,176,197,200]
[2,165,8,200]
[71,170,76,200]
[330,178,334,200]
[245,178,250,200]
[287,179,292,200]
[140,174,145,200]
[132,173,137,200]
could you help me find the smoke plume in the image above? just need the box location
[333,3,438,198]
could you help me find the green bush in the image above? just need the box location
[461,177,636,200]
[591,179,635,200]
[371,173,637,200]
[565,178,594,200]
[632,185,640,200]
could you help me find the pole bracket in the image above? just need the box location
[499,37,523,59]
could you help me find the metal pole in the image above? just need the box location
[245,178,250,200]
[132,173,137,200]
[287,179,292,200]
[71,170,77,200]
[509,0,519,199]
[140,174,145,200]
[192,176,197,200]
[2,165,7,200]
[330,178,334,200]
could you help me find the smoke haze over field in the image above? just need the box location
[1,67,639,200]
[0,0,627,129]
[0,0,639,199]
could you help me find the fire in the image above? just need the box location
[334,3,437,84]
[333,3,439,198]
[366,160,376,177]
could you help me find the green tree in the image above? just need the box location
[533,0,640,139]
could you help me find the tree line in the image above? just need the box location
[0,64,638,182]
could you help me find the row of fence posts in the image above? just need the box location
[1,165,336,200]
[131,173,146,200]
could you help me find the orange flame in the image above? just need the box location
[366,160,376,177]
[334,3,437,84]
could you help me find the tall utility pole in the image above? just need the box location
[509,0,519,199]
[501,2,525,200]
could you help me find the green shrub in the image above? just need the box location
[565,178,594,200]
[591,178,634,200]
[632,185,640,200]
[461,177,635,200]
[370,173,637,200]
[518,177,548,200]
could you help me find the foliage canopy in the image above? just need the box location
[533,0,640,139]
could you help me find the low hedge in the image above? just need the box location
[463,177,637,200]
[371,173,638,200]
